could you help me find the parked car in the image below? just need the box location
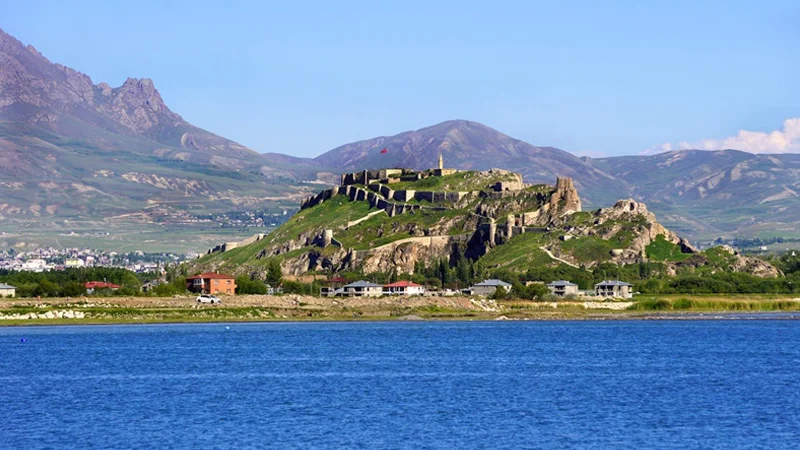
[196,294,221,304]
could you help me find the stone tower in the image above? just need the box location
[438,153,444,170]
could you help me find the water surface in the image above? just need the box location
[2,321,799,448]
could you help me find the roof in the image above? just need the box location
[0,283,16,289]
[595,280,633,287]
[187,272,235,280]
[343,280,384,288]
[85,281,121,289]
[384,281,423,288]
[473,279,512,287]
[324,277,348,284]
[547,280,578,287]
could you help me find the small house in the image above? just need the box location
[546,280,579,297]
[320,277,347,297]
[0,283,17,298]
[265,284,283,295]
[468,279,512,297]
[341,280,383,297]
[85,281,121,295]
[186,272,236,295]
[383,280,426,296]
[140,280,163,293]
[595,280,633,299]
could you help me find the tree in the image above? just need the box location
[266,259,283,287]
[236,275,268,295]
[527,283,550,300]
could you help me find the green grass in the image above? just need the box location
[480,232,554,269]
[628,297,800,311]
[335,207,470,250]
[560,236,615,263]
[646,235,693,262]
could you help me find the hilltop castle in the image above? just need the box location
[339,153,457,187]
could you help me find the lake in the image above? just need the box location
[2,321,800,448]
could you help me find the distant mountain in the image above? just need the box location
[0,28,324,224]
[314,120,628,206]
[589,150,800,237]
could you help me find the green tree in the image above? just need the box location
[266,260,283,287]
[236,275,268,295]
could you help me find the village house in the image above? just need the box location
[341,280,384,297]
[468,279,512,297]
[383,280,426,296]
[546,280,579,297]
[140,280,163,293]
[186,272,236,295]
[0,283,17,298]
[595,280,633,299]
[85,281,121,294]
[320,277,347,297]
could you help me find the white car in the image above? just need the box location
[196,294,221,304]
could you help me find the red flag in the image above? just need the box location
[380,148,388,154]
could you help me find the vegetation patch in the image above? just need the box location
[646,235,692,262]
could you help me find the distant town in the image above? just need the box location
[0,247,193,274]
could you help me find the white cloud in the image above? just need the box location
[646,118,800,155]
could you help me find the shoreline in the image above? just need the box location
[2,294,800,326]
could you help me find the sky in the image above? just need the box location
[3,0,799,157]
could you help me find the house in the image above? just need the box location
[595,280,633,299]
[546,280,579,297]
[0,283,16,298]
[186,272,236,295]
[341,280,383,297]
[85,281,121,295]
[468,279,512,297]
[383,280,426,296]
[140,280,163,293]
[320,277,347,297]
[265,284,283,295]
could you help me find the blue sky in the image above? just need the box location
[3,0,798,157]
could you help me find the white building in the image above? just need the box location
[383,281,426,296]
[0,283,16,298]
[468,279,512,297]
[341,280,384,297]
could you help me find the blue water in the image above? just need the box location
[2,321,800,449]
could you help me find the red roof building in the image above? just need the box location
[186,272,236,295]
[383,280,426,296]
[84,281,121,293]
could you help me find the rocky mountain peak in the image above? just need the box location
[104,77,183,133]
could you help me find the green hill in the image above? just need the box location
[191,168,779,280]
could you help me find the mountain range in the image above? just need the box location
[1,27,798,244]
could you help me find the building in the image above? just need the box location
[595,280,633,299]
[85,281,121,294]
[341,280,384,297]
[546,280,579,297]
[265,284,283,295]
[0,283,16,298]
[320,277,348,297]
[186,272,236,295]
[433,153,458,177]
[140,280,162,293]
[383,280,426,296]
[468,279,512,297]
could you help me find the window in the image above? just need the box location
[193,279,203,286]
